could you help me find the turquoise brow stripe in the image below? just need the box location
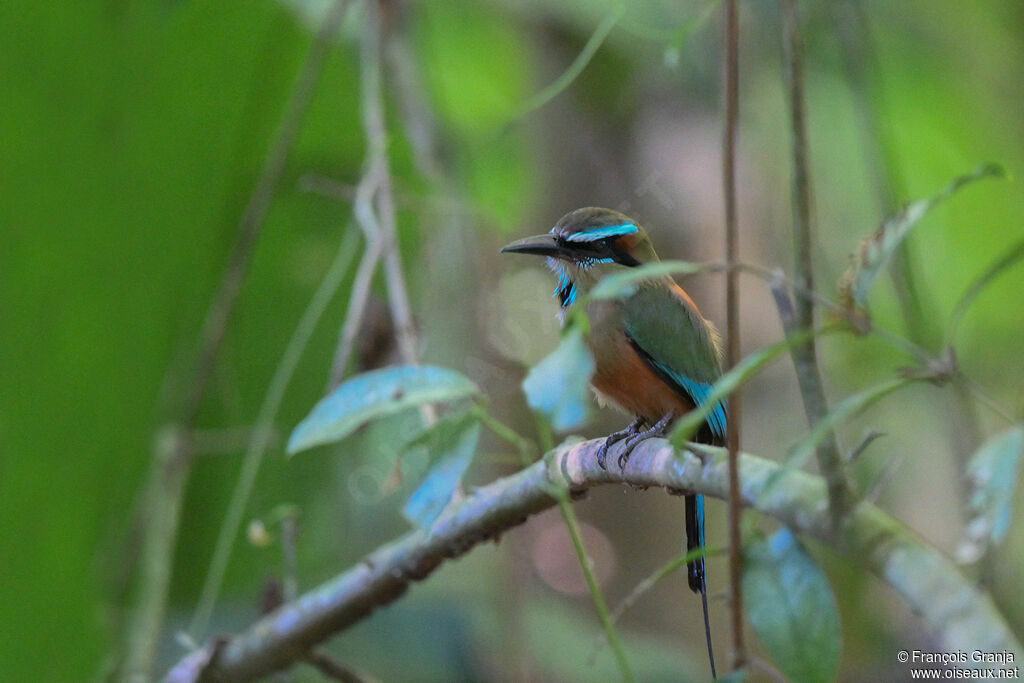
[565,223,638,242]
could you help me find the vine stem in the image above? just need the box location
[721,0,746,670]
[557,491,635,682]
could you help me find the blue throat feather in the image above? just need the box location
[552,266,577,307]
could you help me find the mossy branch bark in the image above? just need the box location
[168,437,1022,681]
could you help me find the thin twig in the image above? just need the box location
[778,0,850,525]
[188,229,359,639]
[845,428,885,463]
[123,431,191,682]
[168,438,1023,681]
[721,0,746,670]
[329,240,382,388]
[558,492,635,682]
[119,2,348,677]
[476,409,535,463]
[327,1,430,429]
[360,0,420,369]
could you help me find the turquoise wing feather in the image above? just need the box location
[623,282,727,440]
[623,280,724,601]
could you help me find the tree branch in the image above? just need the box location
[168,438,1022,681]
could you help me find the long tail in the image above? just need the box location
[686,493,717,679]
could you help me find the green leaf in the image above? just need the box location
[743,529,841,683]
[838,163,1006,317]
[587,260,716,301]
[403,411,482,528]
[287,366,479,455]
[523,327,595,432]
[957,426,1024,563]
[668,325,844,447]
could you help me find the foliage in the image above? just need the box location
[402,411,482,527]
[522,326,596,432]
[287,365,478,454]
[5,0,1024,681]
[837,163,1006,322]
[958,426,1024,563]
[285,364,485,528]
[742,529,841,683]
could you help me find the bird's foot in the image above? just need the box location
[596,417,645,469]
[618,413,674,470]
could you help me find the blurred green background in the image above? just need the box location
[2,0,1023,680]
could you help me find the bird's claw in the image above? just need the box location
[617,434,645,469]
[617,447,633,471]
[597,417,645,470]
[616,413,674,470]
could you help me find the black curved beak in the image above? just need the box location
[500,233,565,258]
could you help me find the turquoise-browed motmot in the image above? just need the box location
[502,207,725,676]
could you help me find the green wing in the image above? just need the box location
[623,283,727,440]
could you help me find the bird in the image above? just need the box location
[501,207,725,678]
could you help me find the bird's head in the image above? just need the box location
[501,207,657,309]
